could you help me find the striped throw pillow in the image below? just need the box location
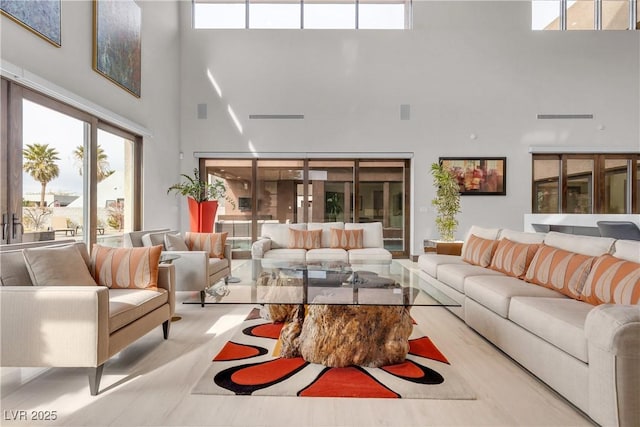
[581,254,640,305]
[489,238,540,279]
[185,232,228,259]
[462,234,497,267]
[91,245,162,289]
[524,244,594,299]
[288,228,322,250]
[330,228,363,250]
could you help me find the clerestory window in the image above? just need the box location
[532,0,639,30]
[193,0,412,30]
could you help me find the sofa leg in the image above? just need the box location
[162,319,170,339]
[88,365,104,396]
[200,290,206,307]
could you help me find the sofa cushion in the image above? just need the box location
[543,231,615,257]
[23,244,98,287]
[0,250,33,286]
[465,275,567,318]
[524,244,594,299]
[261,223,306,248]
[288,228,322,250]
[185,232,228,259]
[330,228,363,250]
[581,254,640,305]
[612,239,640,263]
[460,225,500,255]
[308,222,344,247]
[306,248,348,263]
[262,248,307,263]
[208,257,230,276]
[91,245,162,289]
[164,233,189,251]
[348,248,392,264]
[417,254,466,278]
[509,297,591,363]
[489,238,540,279]
[498,229,546,244]
[345,222,383,248]
[109,288,168,333]
[437,263,504,294]
[462,234,498,267]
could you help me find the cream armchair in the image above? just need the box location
[0,241,175,395]
[123,229,230,306]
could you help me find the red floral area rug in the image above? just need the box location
[192,309,475,399]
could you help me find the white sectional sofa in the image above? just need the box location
[417,226,640,427]
[251,221,392,265]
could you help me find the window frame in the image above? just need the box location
[531,152,640,214]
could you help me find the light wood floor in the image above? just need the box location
[0,262,595,427]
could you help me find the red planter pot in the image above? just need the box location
[187,198,218,232]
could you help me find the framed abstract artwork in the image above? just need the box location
[439,157,507,195]
[0,0,61,47]
[93,0,141,97]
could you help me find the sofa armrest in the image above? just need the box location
[251,238,271,259]
[157,264,175,315]
[224,244,232,262]
[162,250,208,292]
[0,286,110,367]
[585,304,640,357]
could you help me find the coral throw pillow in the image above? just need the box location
[524,245,594,299]
[288,228,322,250]
[185,232,228,259]
[330,228,363,250]
[91,245,162,289]
[581,254,640,305]
[462,234,497,267]
[489,238,540,279]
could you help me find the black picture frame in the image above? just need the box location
[439,157,506,196]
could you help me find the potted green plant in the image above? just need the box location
[430,162,461,242]
[168,168,234,232]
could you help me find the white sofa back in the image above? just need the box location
[345,222,384,248]
[543,231,615,256]
[260,223,306,248]
[308,222,344,247]
[612,240,640,263]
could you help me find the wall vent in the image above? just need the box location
[249,114,304,119]
[537,114,593,119]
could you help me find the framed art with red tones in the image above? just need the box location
[439,157,506,195]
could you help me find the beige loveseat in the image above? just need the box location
[0,241,175,395]
[251,221,392,264]
[124,229,231,306]
[418,226,640,427]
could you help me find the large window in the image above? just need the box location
[1,78,142,247]
[532,0,638,30]
[194,0,412,29]
[532,153,639,214]
[205,157,410,258]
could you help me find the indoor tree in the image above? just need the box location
[23,143,60,208]
[431,162,461,242]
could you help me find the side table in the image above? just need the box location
[423,239,464,256]
[159,253,182,321]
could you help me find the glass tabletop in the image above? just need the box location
[201,259,460,307]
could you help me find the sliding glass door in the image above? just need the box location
[0,77,142,247]
[203,157,410,258]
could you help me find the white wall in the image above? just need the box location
[0,0,181,230]
[179,0,639,255]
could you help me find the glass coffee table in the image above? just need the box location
[194,259,460,368]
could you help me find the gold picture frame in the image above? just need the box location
[0,0,61,47]
[92,0,141,97]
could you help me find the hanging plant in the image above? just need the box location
[431,162,461,242]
